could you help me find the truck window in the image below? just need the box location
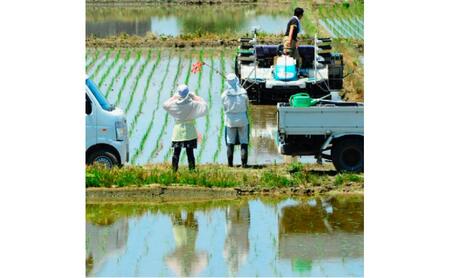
[86,94,92,115]
[86,78,113,111]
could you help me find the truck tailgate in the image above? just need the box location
[277,104,364,135]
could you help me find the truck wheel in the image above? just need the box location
[331,138,363,172]
[87,150,119,168]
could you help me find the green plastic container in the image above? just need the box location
[290,93,315,107]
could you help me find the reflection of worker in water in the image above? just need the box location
[283,7,304,67]
[223,204,250,276]
[165,212,208,277]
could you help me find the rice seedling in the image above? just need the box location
[212,51,226,163]
[150,56,183,162]
[130,51,172,164]
[129,50,162,137]
[105,49,131,99]
[125,49,153,113]
[197,53,213,162]
[91,49,112,81]
[98,49,121,89]
[114,50,142,107]
[86,49,100,72]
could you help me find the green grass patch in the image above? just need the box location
[86,162,364,190]
[334,172,364,186]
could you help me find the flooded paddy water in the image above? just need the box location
[86,48,297,166]
[86,195,363,276]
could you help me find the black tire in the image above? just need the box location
[331,137,364,172]
[87,150,119,168]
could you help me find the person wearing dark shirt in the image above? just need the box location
[283,7,304,67]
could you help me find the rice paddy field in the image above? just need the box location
[85,1,364,166]
[86,48,285,166]
[86,0,364,39]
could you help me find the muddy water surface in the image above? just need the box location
[86,195,363,276]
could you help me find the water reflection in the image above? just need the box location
[223,204,250,276]
[86,196,363,276]
[86,6,289,37]
[166,212,208,276]
[86,219,129,275]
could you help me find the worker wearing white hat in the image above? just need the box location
[163,84,208,171]
[221,73,250,167]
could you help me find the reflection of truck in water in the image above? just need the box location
[278,198,363,274]
[277,101,363,172]
[85,77,129,168]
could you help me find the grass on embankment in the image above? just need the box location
[86,163,363,193]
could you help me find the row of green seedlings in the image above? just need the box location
[86,49,100,72]
[332,6,363,36]
[329,7,362,39]
[130,51,173,164]
[97,49,121,89]
[318,3,363,39]
[163,52,194,163]
[212,51,226,163]
[124,49,153,113]
[197,54,214,163]
[128,50,162,138]
[90,49,112,81]
[148,56,184,163]
[105,50,131,99]
[113,50,142,107]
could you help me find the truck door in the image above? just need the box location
[86,92,96,148]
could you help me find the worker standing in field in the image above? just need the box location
[283,7,304,67]
[163,84,208,172]
[221,73,250,168]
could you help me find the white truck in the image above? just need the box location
[85,77,129,168]
[277,101,363,172]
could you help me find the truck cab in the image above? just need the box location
[85,77,129,168]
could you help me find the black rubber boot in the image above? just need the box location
[241,144,248,168]
[186,147,195,171]
[227,144,234,167]
[172,147,181,172]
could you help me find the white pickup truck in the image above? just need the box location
[277,101,363,172]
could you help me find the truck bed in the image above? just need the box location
[277,102,364,136]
